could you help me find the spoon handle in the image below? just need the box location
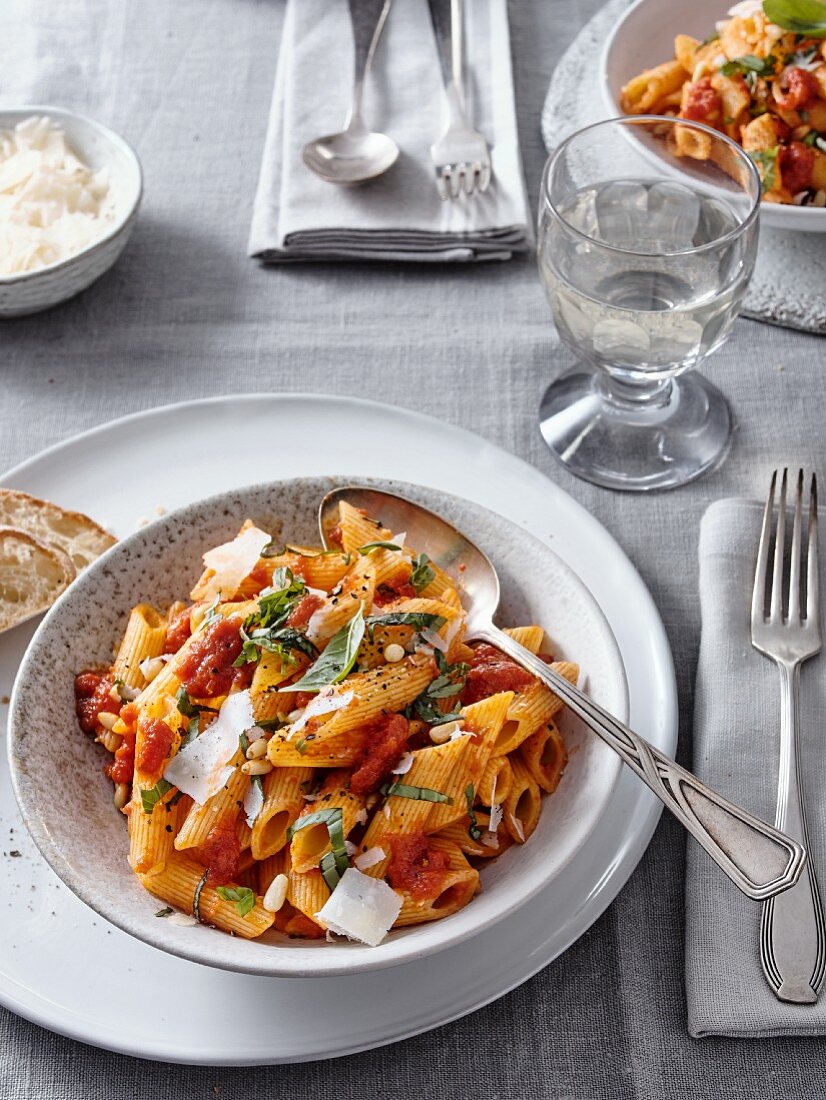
[347,0,393,128]
[477,625,806,902]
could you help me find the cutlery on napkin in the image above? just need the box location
[248,0,531,262]
[687,497,826,1037]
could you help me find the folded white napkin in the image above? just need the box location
[248,0,532,262]
[687,499,826,1037]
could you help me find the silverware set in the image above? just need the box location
[302,0,491,198]
[752,469,826,1003]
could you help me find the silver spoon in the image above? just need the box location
[319,485,806,902]
[302,0,399,184]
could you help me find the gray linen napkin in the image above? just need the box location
[248,0,531,263]
[687,498,826,1036]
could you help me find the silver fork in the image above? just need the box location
[426,0,491,199]
[752,468,826,1003]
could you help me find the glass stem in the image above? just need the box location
[597,372,674,412]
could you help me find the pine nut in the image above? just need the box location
[288,708,304,723]
[108,684,122,705]
[140,656,165,683]
[113,782,130,810]
[262,873,288,913]
[241,759,273,776]
[245,739,268,760]
[98,711,119,731]
[429,720,461,744]
[383,643,405,663]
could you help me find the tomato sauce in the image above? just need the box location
[286,593,324,628]
[74,671,118,734]
[350,712,411,795]
[176,617,242,697]
[373,581,417,607]
[780,141,815,194]
[105,729,136,784]
[386,833,450,899]
[775,67,819,111]
[164,607,192,654]
[198,818,241,886]
[135,715,175,779]
[462,643,534,705]
[681,77,722,124]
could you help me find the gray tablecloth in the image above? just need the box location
[1,1,825,1097]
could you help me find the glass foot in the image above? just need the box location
[539,366,732,492]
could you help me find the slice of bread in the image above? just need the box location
[0,489,116,572]
[0,526,76,632]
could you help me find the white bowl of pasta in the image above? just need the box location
[602,0,826,231]
[8,478,627,977]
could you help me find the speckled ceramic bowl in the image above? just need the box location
[8,478,627,978]
[0,106,142,317]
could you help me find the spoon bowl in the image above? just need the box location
[320,485,807,903]
[302,128,399,184]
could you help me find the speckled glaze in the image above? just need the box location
[8,477,627,978]
[0,107,142,317]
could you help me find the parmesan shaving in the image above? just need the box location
[354,846,386,871]
[390,752,414,775]
[199,526,271,601]
[315,867,402,947]
[0,115,117,275]
[510,813,525,843]
[285,687,354,738]
[162,689,254,805]
[168,912,198,927]
[243,777,265,827]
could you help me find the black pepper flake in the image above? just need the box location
[9,850,21,858]
[165,825,173,833]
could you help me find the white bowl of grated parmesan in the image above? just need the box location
[0,107,142,317]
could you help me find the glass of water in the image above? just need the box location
[538,116,761,491]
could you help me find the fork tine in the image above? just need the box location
[436,169,449,201]
[479,161,491,192]
[808,472,819,628]
[753,469,777,626]
[770,468,788,622]
[448,165,461,199]
[788,470,804,623]
[462,164,476,195]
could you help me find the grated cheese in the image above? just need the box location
[163,689,254,804]
[0,115,117,275]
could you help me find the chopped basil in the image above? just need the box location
[763,0,826,36]
[282,607,365,693]
[182,716,200,745]
[199,594,221,630]
[720,54,776,77]
[364,611,445,640]
[410,552,436,593]
[193,869,209,923]
[155,906,173,918]
[233,624,317,668]
[287,807,343,840]
[786,43,820,64]
[748,146,779,192]
[381,781,452,804]
[141,778,174,814]
[465,784,482,841]
[176,687,198,718]
[357,541,402,554]
[803,130,826,152]
[406,649,469,724]
[260,539,283,558]
[215,885,256,917]
[249,568,307,629]
[167,789,185,808]
[320,850,345,890]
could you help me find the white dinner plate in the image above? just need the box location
[601,0,826,233]
[0,394,678,1064]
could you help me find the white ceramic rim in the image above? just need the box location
[599,0,826,228]
[7,474,627,978]
[0,104,143,285]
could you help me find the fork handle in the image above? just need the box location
[760,660,826,1002]
[427,0,466,120]
[478,626,807,902]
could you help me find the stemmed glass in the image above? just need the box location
[537,116,761,491]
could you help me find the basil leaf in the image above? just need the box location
[183,717,200,745]
[155,906,173,918]
[193,869,208,923]
[410,552,436,593]
[233,624,317,668]
[248,569,307,632]
[364,612,445,640]
[215,885,256,917]
[763,0,826,35]
[176,687,198,718]
[465,783,482,841]
[320,850,344,891]
[803,130,826,152]
[357,541,402,554]
[199,594,221,630]
[282,607,365,693]
[748,146,779,191]
[381,781,453,805]
[720,54,775,77]
[260,540,284,558]
[287,806,343,840]
[141,778,174,814]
